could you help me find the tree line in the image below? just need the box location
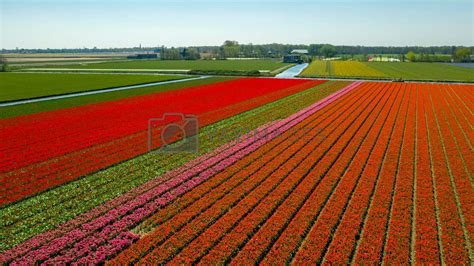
[1,42,472,62]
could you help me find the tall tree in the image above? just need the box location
[220,40,240,58]
[406,51,416,62]
[0,55,7,72]
[184,48,200,60]
[454,48,471,62]
[319,44,337,58]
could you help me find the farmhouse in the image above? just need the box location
[283,49,309,63]
[283,54,302,63]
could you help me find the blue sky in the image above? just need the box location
[0,0,472,49]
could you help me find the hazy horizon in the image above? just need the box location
[1,0,473,50]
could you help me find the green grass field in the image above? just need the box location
[366,62,474,81]
[8,58,123,65]
[300,60,474,81]
[0,77,232,118]
[34,59,289,71]
[0,72,186,102]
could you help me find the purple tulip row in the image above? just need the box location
[4,82,362,265]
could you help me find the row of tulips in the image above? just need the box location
[290,82,398,264]
[1,78,313,172]
[382,83,417,263]
[133,82,473,265]
[132,82,352,235]
[112,81,362,264]
[430,83,473,255]
[3,78,319,193]
[448,84,473,110]
[443,85,473,148]
[75,82,362,264]
[1,81,348,252]
[64,82,362,264]
[447,85,474,160]
[1,78,325,205]
[413,84,441,263]
[423,84,471,264]
[345,83,411,263]
[219,82,390,265]
[138,82,367,264]
[350,83,473,264]
[1,82,360,264]
[263,81,395,264]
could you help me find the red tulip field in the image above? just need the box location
[0,78,472,264]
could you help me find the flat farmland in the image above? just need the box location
[0,72,187,102]
[367,62,474,81]
[32,59,290,72]
[301,60,474,82]
[0,77,472,265]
